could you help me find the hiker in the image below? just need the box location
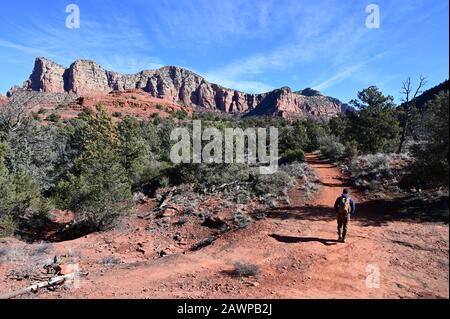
[334,188,355,243]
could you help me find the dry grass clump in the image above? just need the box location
[342,153,413,191]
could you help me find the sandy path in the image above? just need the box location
[40,153,448,299]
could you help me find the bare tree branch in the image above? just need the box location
[397,76,428,153]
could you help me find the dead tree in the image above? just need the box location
[397,76,427,153]
[0,273,75,299]
[0,91,35,134]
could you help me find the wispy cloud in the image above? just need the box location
[148,0,307,47]
[0,0,447,99]
[312,64,363,91]
[0,39,67,62]
[0,10,163,73]
[312,47,397,92]
[200,2,369,93]
[101,55,163,73]
[198,0,437,94]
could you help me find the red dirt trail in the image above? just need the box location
[2,153,448,298]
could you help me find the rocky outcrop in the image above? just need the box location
[24,57,66,93]
[246,87,342,118]
[0,92,8,107]
[20,57,345,119]
[6,88,78,110]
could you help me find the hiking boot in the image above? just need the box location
[338,236,342,242]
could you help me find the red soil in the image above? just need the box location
[29,89,192,122]
[0,154,448,298]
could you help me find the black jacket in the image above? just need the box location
[334,194,355,214]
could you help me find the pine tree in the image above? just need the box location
[118,116,152,187]
[56,106,132,230]
[412,91,449,185]
[0,142,47,237]
[349,86,401,153]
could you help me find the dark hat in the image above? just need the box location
[343,188,349,194]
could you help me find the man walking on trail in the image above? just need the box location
[334,189,355,243]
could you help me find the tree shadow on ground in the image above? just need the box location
[320,181,353,188]
[267,205,336,222]
[304,156,336,167]
[268,193,449,227]
[18,217,97,243]
[269,233,339,246]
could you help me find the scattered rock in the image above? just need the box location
[158,250,168,257]
[191,237,215,251]
[252,209,267,220]
[161,208,177,217]
[136,243,146,254]
[173,233,182,242]
[201,217,229,230]
[156,217,171,226]
[133,192,147,204]
[233,211,252,229]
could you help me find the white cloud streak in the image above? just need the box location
[0,12,163,73]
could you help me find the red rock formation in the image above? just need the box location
[20,57,346,119]
[25,57,66,93]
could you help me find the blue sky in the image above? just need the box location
[0,0,448,103]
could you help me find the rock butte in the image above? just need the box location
[9,57,349,119]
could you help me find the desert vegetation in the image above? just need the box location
[2,80,449,240]
[0,80,447,300]
[318,83,449,216]
[0,102,326,240]
[1,79,448,241]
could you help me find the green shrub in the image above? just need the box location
[342,153,413,191]
[303,119,327,152]
[231,262,260,277]
[280,162,321,198]
[0,143,49,237]
[0,215,17,237]
[233,211,252,228]
[318,135,345,159]
[118,116,153,188]
[280,148,305,164]
[139,161,173,188]
[254,171,292,196]
[344,140,359,159]
[100,256,121,265]
[46,113,61,122]
[411,91,449,186]
[168,163,249,190]
[175,109,188,120]
[57,168,132,231]
[56,106,132,230]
